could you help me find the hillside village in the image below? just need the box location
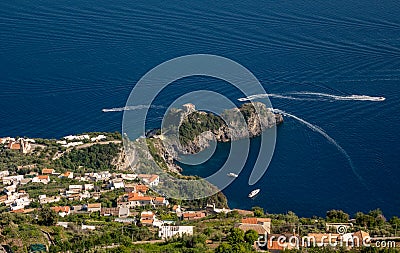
[0,133,399,253]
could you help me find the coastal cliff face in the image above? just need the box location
[171,102,283,154]
[138,102,283,173]
[127,102,283,199]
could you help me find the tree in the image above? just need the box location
[38,206,58,226]
[326,210,350,223]
[227,228,245,244]
[252,206,264,217]
[215,242,232,253]
[244,229,259,244]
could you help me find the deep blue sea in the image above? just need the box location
[1,0,399,217]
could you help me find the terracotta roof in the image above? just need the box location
[87,203,101,208]
[149,175,159,183]
[8,143,21,150]
[172,205,179,210]
[37,175,49,180]
[235,223,267,235]
[241,217,271,224]
[141,219,154,224]
[12,208,35,214]
[241,218,258,224]
[134,185,148,193]
[51,206,70,213]
[182,212,206,219]
[154,197,165,202]
[257,218,271,222]
[42,169,54,174]
[141,212,155,218]
[128,193,152,201]
[138,174,159,183]
[0,195,7,201]
[268,240,286,250]
[100,207,119,216]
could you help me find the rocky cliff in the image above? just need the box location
[152,102,283,156]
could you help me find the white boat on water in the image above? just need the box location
[227,173,238,178]
[248,189,260,198]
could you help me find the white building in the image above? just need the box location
[138,174,160,187]
[0,170,10,179]
[10,197,31,211]
[84,171,111,182]
[158,226,194,239]
[121,174,137,181]
[81,224,96,230]
[64,135,90,141]
[39,195,61,204]
[111,178,125,189]
[51,206,71,217]
[2,175,24,185]
[90,135,106,142]
[32,175,50,184]
[69,185,83,192]
[79,191,91,200]
[84,184,94,191]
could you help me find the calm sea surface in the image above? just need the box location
[1,0,399,217]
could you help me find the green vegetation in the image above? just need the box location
[0,149,48,174]
[179,111,225,146]
[1,132,400,253]
[53,143,121,172]
[146,138,169,171]
[215,228,256,253]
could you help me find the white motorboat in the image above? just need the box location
[248,189,260,198]
[227,173,238,178]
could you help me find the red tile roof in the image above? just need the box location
[88,203,101,208]
[42,169,54,174]
[242,217,258,224]
[134,185,148,193]
[8,143,21,150]
[182,212,206,219]
[235,223,268,235]
[62,172,71,177]
[268,241,286,250]
[128,193,152,201]
[51,206,70,213]
[242,217,271,224]
[154,197,165,202]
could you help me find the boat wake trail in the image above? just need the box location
[238,92,385,102]
[290,92,386,101]
[238,93,311,101]
[102,105,165,112]
[273,109,366,185]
